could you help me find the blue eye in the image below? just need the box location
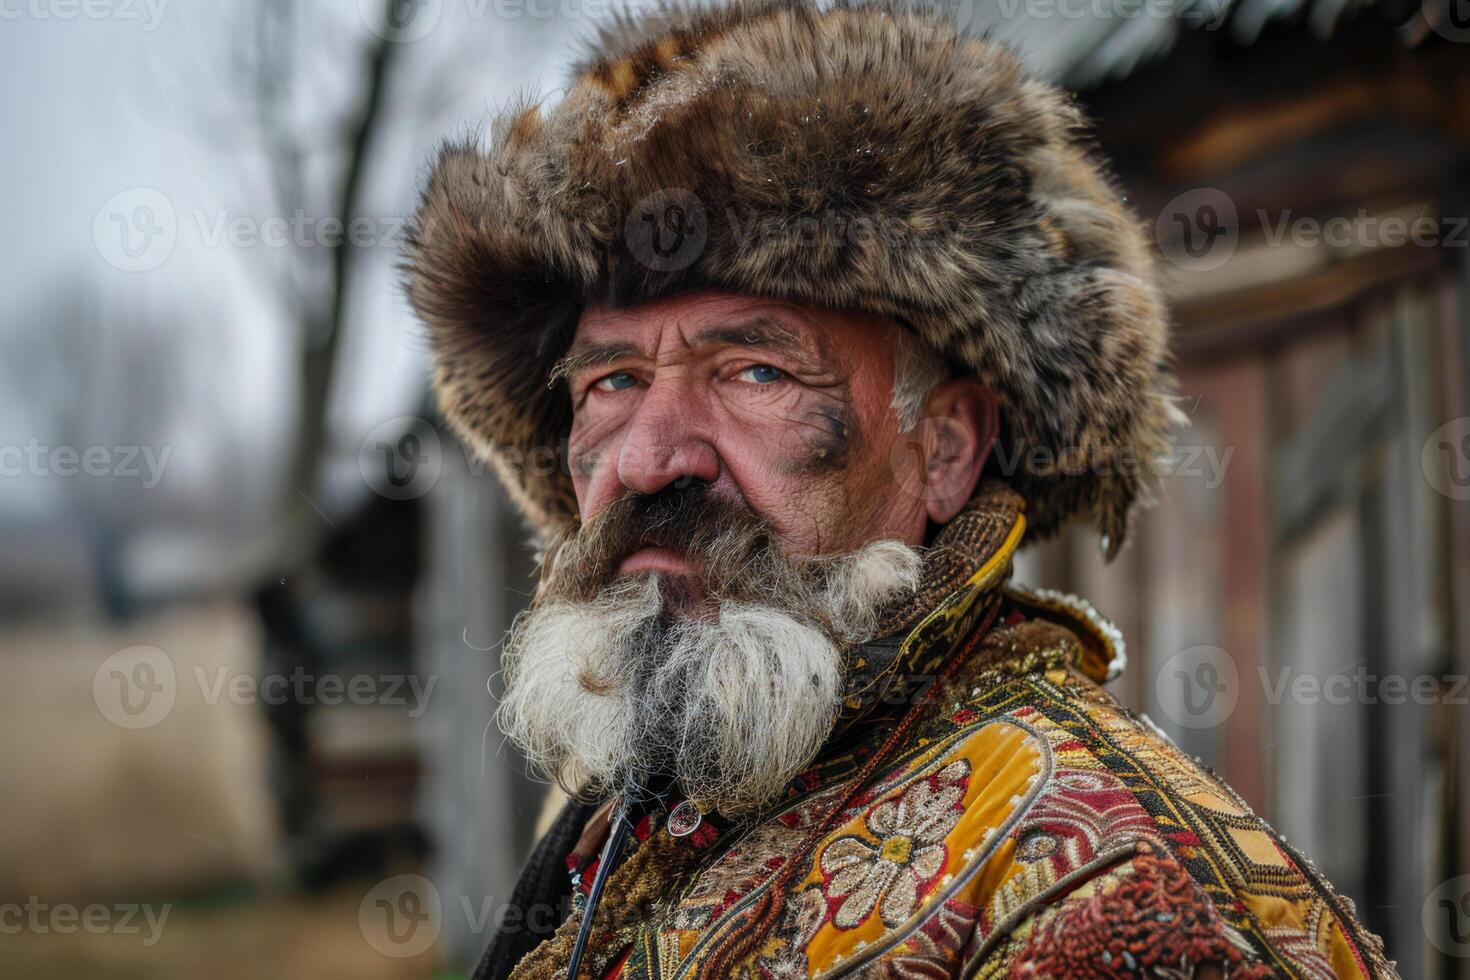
[740,364,784,384]
[595,371,638,391]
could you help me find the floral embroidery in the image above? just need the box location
[755,887,828,978]
[683,826,785,906]
[681,787,842,912]
[820,760,970,929]
[885,897,981,975]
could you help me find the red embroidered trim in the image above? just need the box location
[1010,845,1274,979]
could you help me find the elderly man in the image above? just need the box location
[407,1,1395,976]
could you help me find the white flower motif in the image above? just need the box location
[819,760,970,929]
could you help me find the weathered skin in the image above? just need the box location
[564,290,997,585]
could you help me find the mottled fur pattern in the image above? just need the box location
[405,0,1182,554]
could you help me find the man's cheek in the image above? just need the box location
[772,405,859,477]
[568,419,623,482]
[719,386,854,476]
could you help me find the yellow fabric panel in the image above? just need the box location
[1238,891,1313,948]
[802,721,1042,973]
[1326,917,1371,979]
[1226,824,1292,868]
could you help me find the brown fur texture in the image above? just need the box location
[405,0,1182,555]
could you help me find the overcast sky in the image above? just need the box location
[0,0,581,533]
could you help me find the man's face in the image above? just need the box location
[562,290,931,575]
[499,290,993,814]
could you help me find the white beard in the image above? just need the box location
[497,539,922,816]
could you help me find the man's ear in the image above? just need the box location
[914,379,998,525]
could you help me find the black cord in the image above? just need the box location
[564,792,635,979]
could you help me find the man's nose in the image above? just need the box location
[615,377,720,495]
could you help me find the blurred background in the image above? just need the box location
[1,0,1467,976]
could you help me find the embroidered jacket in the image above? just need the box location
[481,486,1396,979]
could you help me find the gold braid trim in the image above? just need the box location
[873,480,1024,638]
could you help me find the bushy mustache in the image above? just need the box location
[538,483,792,605]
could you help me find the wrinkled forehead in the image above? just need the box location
[567,290,895,370]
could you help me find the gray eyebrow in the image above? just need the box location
[549,341,641,385]
[550,314,813,386]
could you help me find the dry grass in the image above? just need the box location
[0,886,449,980]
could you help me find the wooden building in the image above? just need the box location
[1018,17,1470,976]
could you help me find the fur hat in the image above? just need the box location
[405,0,1181,556]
